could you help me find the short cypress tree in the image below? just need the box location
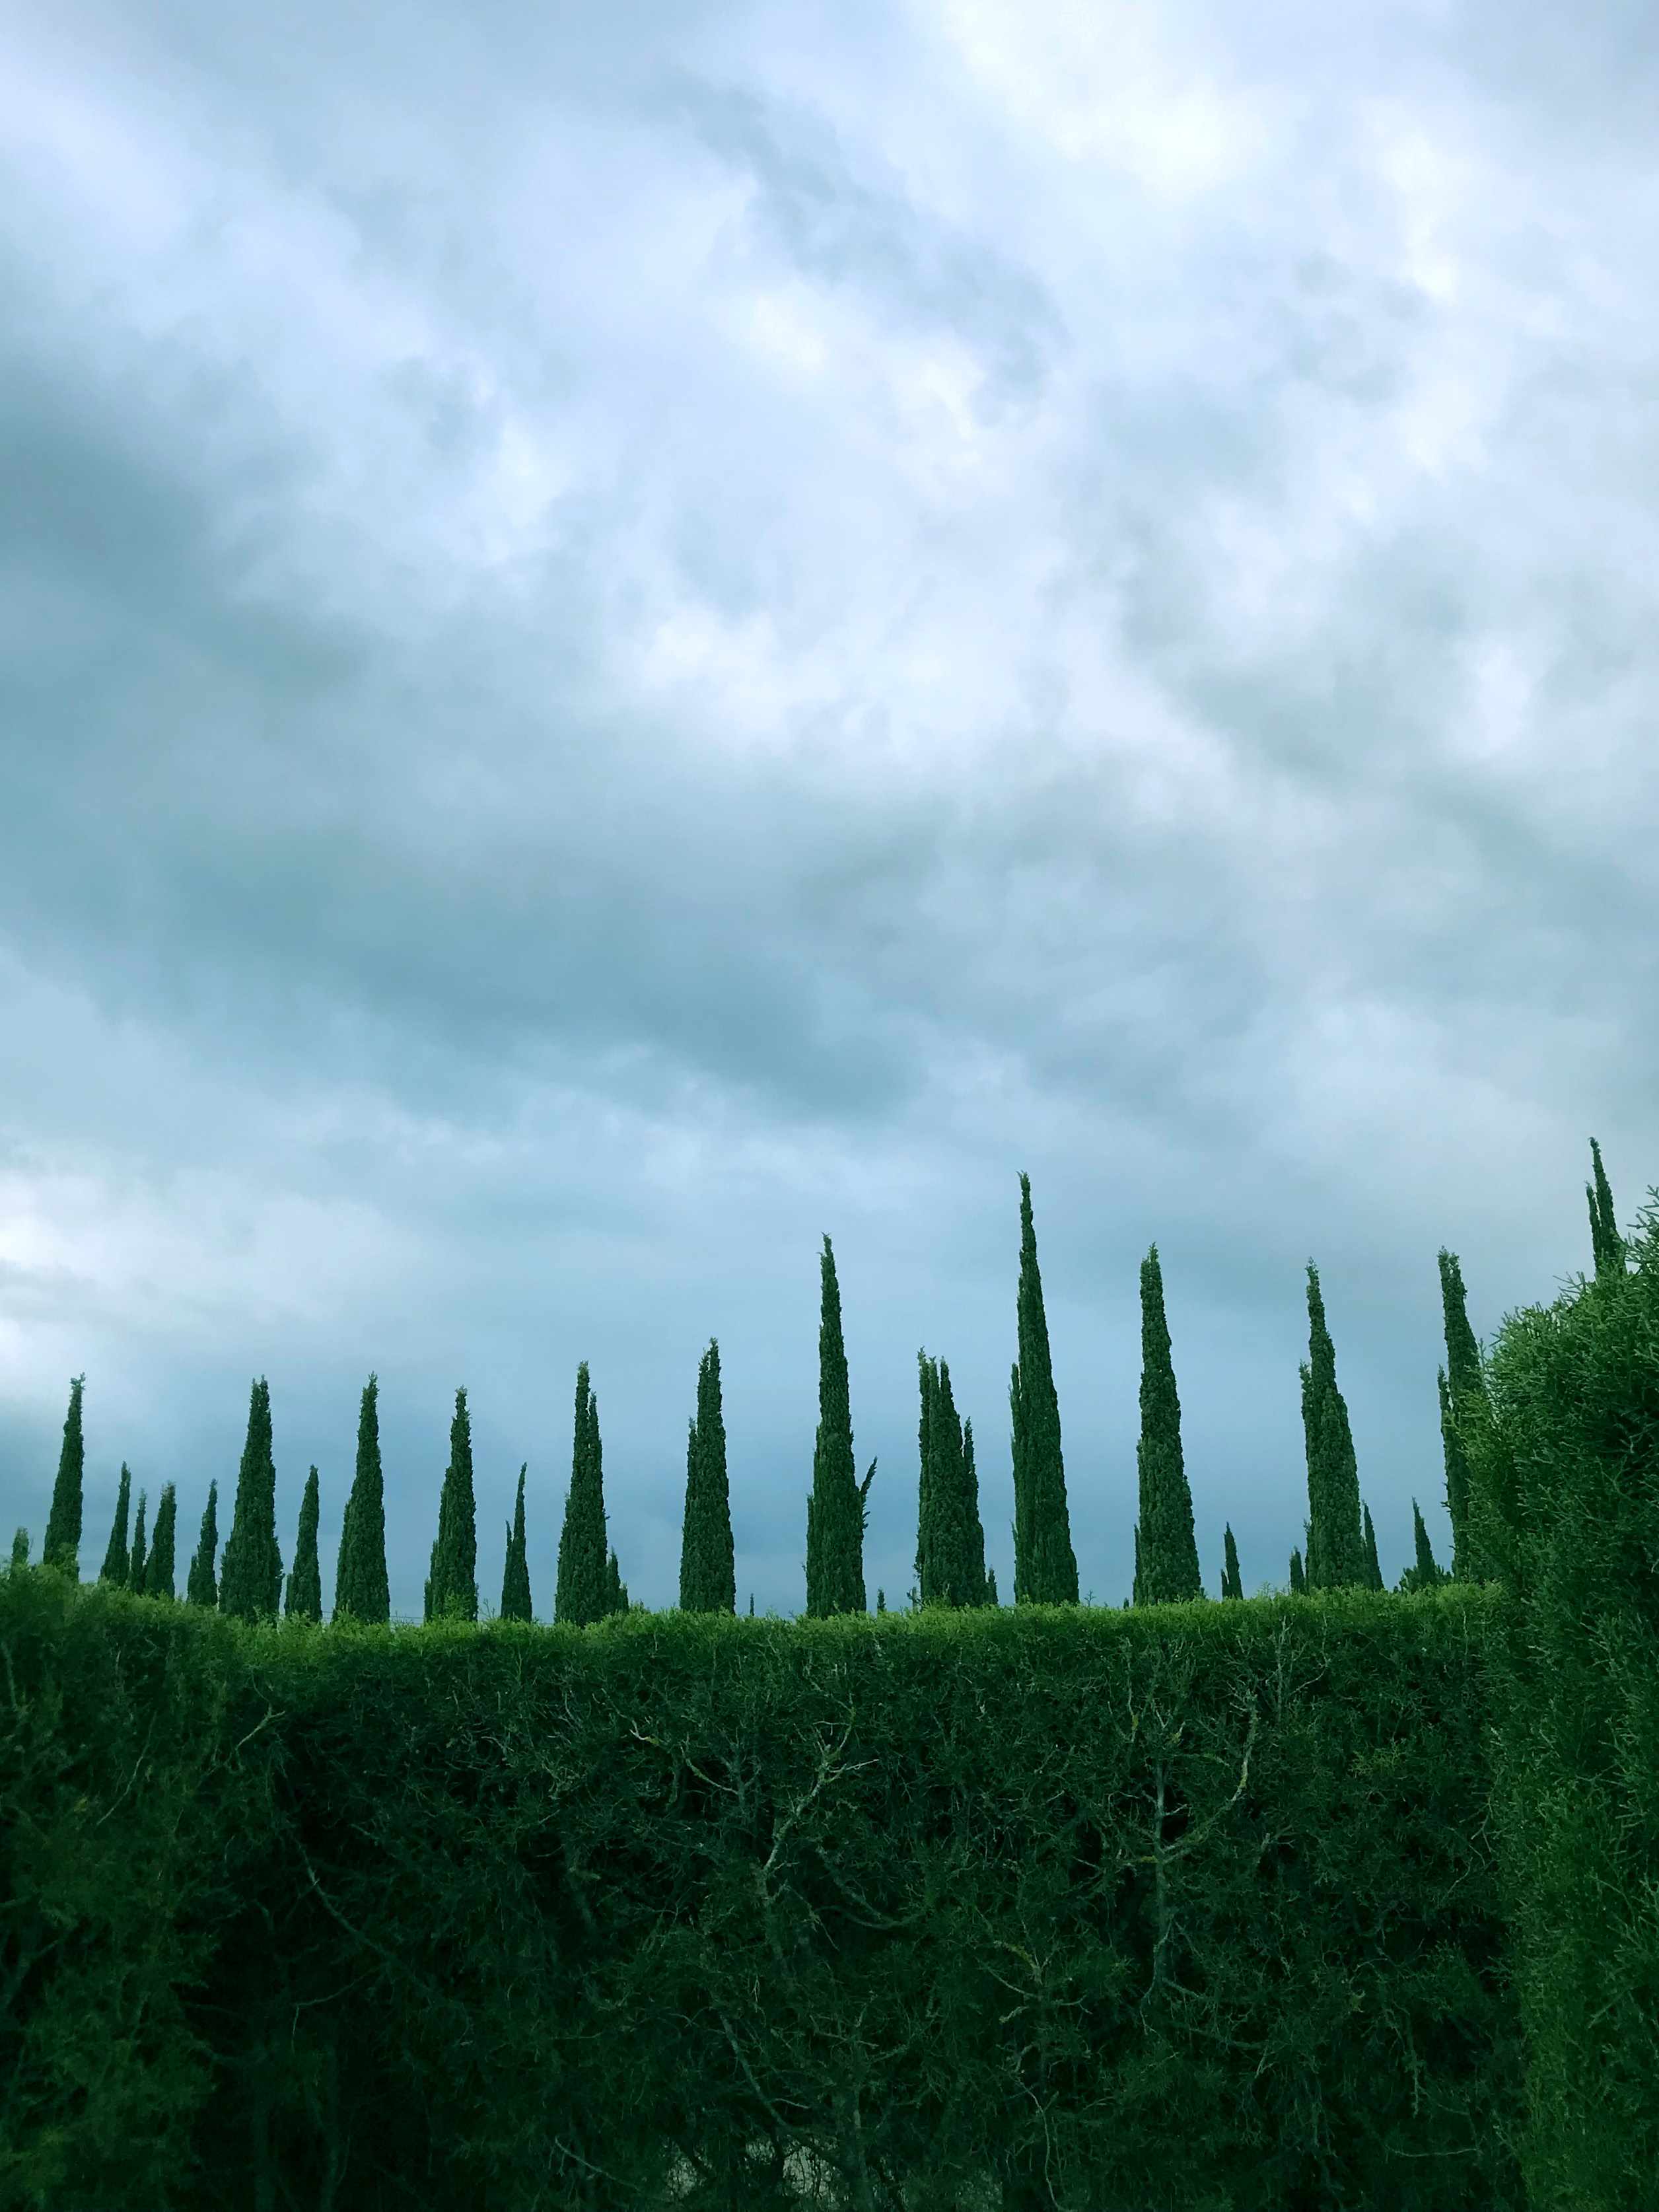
[99,1463,133,1587]
[11,1528,30,1570]
[1221,1522,1244,1600]
[1300,1265,1366,1590]
[146,1484,177,1602]
[915,1355,985,1608]
[915,1349,938,1605]
[555,1363,610,1627]
[805,1236,874,1618]
[960,1415,991,1605]
[1437,1248,1499,1584]
[284,1466,323,1622]
[876,1587,886,1614]
[1398,1497,1446,1593]
[334,1374,391,1625]
[428,1387,479,1623]
[1132,1522,1143,1607]
[220,1378,283,1623]
[186,1481,220,1608]
[1361,1500,1385,1590]
[604,1547,629,1616]
[423,1538,437,1625]
[1012,1176,1078,1606]
[129,1491,149,1594]
[1586,1135,1627,1284]
[984,1563,999,1605]
[42,1373,87,1578]
[501,1462,533,1622]
[1135,1243,1203,1606]
[1289,1545,1306,1595]
[680,1339,736,1614]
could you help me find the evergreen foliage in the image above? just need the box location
[219,1378,283,1623]
[500,1462,533,1622]
[428,1386,479,1623]
[146,1483,177,1602]
[876,1587,886,1613]
[99,1462,133,1588]
[284,1466,323,1622]
[1131,1522,1143,1607]
[1298,1264,1366,1590]
[1437,1248,1495,1583]
[1361,1499,1385,1590]
[129,1491,148,1595]
[556,1363,612,1627]
[1586,1134,1628,1284]
[185,1480,219,1608]
[1010,1173,1078,1606]
[11,1528,28,1569]
[805,1235,874,1618]
[604,1547,629,1616]
[42,1373,87,1577]
[680,1338,736,1613]
[913,1354,991,1608]
[984,1563,998,1605]
[1289,1545,1306,1594]
[1135,1243,1203,1604]
[334,1373,390,1625]
[1221,1522,1244,1600]
[1397,1497,1446,1593]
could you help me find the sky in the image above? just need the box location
[2,0,1656,1623]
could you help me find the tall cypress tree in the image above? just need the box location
[99,1463,133,1588]
[1300,1264,1365,1591]
[186,1481,220,1608]
[1438,1249,1495,1584]
[1011,1175,1078,1607]
[1361,1500,1385,1591]
[429,1387,479,1623]
[1221,1522,1244,1600]
[220,1378,283,1623]
[147,1483,177,1602]
[42,1373,87,1578]
[334,1374,391,1625]
[1135,1243,1203,1606]
[556,1363,610,1627]
[680,1339,736,1614]
[1586,1135,1627,1285]
[284,1466,323,1622]
[915,1349,938,1605]
[806,1236,873,1618]
[129,1491,149,1595]
[501,1462,532,1622]
[1398,1497,1445,1594]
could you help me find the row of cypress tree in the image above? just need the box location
[18,1141,1629,1624]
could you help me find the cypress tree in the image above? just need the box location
[334,1374,391,1625]
[99,1463,133,1587]
[1300,1265,1365,1590]
[429,1387,479,1622]
[1221,1522,1244,1601]
[680,1339,736,1614]
[147,1483,177,1602]
[1132,1522,1143,1607]
[1135,1243,1203,1606]
[285,1466,323,1622]
[501,1462,533,1622]
[1361,1500,1385,1591]
[555,1363,610,1626]
[984,1563,999,1605]
[960,1414,990,1605]
[915,1356,985,1608]
[604,1547,629,1616]
[1586,1135,1627,1284]
[1289,1546,1306,1595]
[423,1539,437,1625]
[129,1491,149,1595]
[876,1587,886,1614]
[1398,1497,1445,1594]
[1011,1175,1078,1606]
[220,1378,283,1623]
[9,1529,26,1570]
[186,1481,220,1608]
[915,1349,938,1606]
[1438,1250,1495,1584]
[42,1373,87,1578]
[805,1235,873,1618]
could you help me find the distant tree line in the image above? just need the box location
[14,1142,1632,1627]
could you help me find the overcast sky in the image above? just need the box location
[3,0,1655,1622]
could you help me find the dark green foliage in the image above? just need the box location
[42,1373,87,1577]
[500,1463,532,1622]
[984,1563,998,1604]
[423,1540,437,1625]
[1438,1249,1497,1583]
[1397,1497,1446,1593]
[185,1480,219,1608]
[805,1235,874,1618]
[1011,1173,1078,1607]
[219,1378,283,1623]
[1586,1134,1627,1285]
[1132,1522,1143,1607]
[604,1547,629,1616]
[915,1353,992,1609]
[284,1466,323,1622]
[1288,1544,1306,1594]
[1299,1264,1366,1590]
[145,1483,177,1602]
[1135,1243,1204,1605]
[428,1387,479,1623]
[9,1528,27,1569]
[876,1585,886,1612]
[1221,1521,1244,1600]
[129,1491,148,1596]
[99,1463,133,1588]
[556,1363,613,1627]
[334,1374,390,1625]
[1361,1500,1385,1590]
[680,1339,736,1614]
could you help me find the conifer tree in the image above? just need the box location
[1437,1249,1496,1584]
[147,1483,177,1602]
[500,1463,532,1622]
[1221,1522,1244,1600]
[556,1363,610,1626]
[680,1339,736,1613]
[876,1586,886,1613]
[1289,1546,1306,1595]
[99,1463,133,1587]
[1398,1497,1446,1593]
[1586,1135,1627,1284]
[985,1563,999,1605]
[428,1387,479,1622]
[129,1491,148,1595]
[220,1378,283,1622]
[284,1466,323,1622]
[604,1547,629,1616]
[1135,1244,1203,1605]
[9,1529,26,1570]
[805,1235,874,1618]
[915,1355,987,1608]
[1132,1522,1143,1607]
[423,1539,437,1625]
[915,1348,938,1604]
[1011,1175,1078,1606]
[42,1373,87,1578]
[1361,1500,1385,1590]
[960,1415,991,1605]
[334,1374,391,1625]
[1299,1265,1365,1590]
[186,1481,220,1608]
